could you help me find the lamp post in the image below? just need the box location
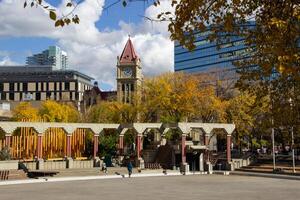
[272,118,276,171]
[289,97,296,173]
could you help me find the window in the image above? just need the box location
[9,83,14,91]
[46,92,51,99]
[41,82,44,91]
[36,82,39,91]
[23,83,28,91]
[131,84,134,91]
[0,93,6,100]
[54,82,57,91]
[122,84,125,91]
[75,92,79,100]
[65,82,70,90]
[36,92,41,100]
[0,83,3,91]
[9,93,14,100]
[70,92,73,100]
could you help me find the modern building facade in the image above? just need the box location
[0,65,93,112]
[26,46,68,70]
[174,23,255,75]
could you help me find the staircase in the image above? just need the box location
[154,145,174,169]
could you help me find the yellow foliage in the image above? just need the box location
[39,100,80,122]
[12,102,39,121]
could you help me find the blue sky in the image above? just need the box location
[0,0,174,90]
[1,0,146,64]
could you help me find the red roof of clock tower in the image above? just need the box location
[119,38,139,63]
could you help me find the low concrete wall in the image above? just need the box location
[72,160,94,169]
[44,160,67,170]
[0,160,18,170]
[232,157,251,170]
[22,161,37,170]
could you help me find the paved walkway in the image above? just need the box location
[1,175,300,200]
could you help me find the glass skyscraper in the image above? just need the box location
[26,46,68,70]
[174,23,255,75]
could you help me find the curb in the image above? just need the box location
[0,171,207,186]
[230,171,300,181]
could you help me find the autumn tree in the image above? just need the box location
[39,100,80,122]
[12,102,39,121]
[141,72,228,123]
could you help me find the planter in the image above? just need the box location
[0,160,19,170]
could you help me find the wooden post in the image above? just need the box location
[37,134,43,159]
[119,135,124,155]
[5,134,11,148]
[136,135,142,159]
[93,135,99,158]
[66,134,71,157]
[227,135,232,163]
[181,134,186,164]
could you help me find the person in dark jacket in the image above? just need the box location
[127,161,133,178]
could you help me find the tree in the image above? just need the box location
[39,100,80,122]
[141,72,228,123]
[12,102,39,121]
[226,90,270,150]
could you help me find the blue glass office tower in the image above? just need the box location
[174,23,255,74]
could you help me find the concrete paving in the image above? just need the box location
[1,175,300,200]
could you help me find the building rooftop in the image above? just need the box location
[0,65,94,82]
[119,38,139,63]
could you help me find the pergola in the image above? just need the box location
[0,122,235,163]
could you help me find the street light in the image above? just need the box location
[288,97,296,173]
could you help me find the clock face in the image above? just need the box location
[123,67,133,77]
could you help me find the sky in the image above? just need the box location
[0,0,174,90]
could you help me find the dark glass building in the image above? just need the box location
[174,23,255,74]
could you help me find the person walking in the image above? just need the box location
[102,162,107,174]
[127,161,133,178]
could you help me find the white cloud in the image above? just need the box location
[0,0,174,89]
[0,56,20,65]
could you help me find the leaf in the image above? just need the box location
[66,2,73,7]
[24,1,27,8]
[31,2,34,7]
[122,0,127,7]
[55,20,61,27]
[38,0,42,4]
[49,11,57,21]
[64,18,71,25]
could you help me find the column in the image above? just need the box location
[37,134,43,159]
[136,134,142,159]
[204,134,210,146]
[119,135,124,155]
[66,134,71,157]
[93,134,99,158]
[181,134,186,163]
[226,134,232,163]
[5,134,11,148]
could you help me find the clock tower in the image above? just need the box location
[117,37,143,103]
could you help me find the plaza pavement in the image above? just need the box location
[0,174,300,200]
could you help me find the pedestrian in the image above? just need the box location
[127,161,133,178]
[102,162,107,174]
